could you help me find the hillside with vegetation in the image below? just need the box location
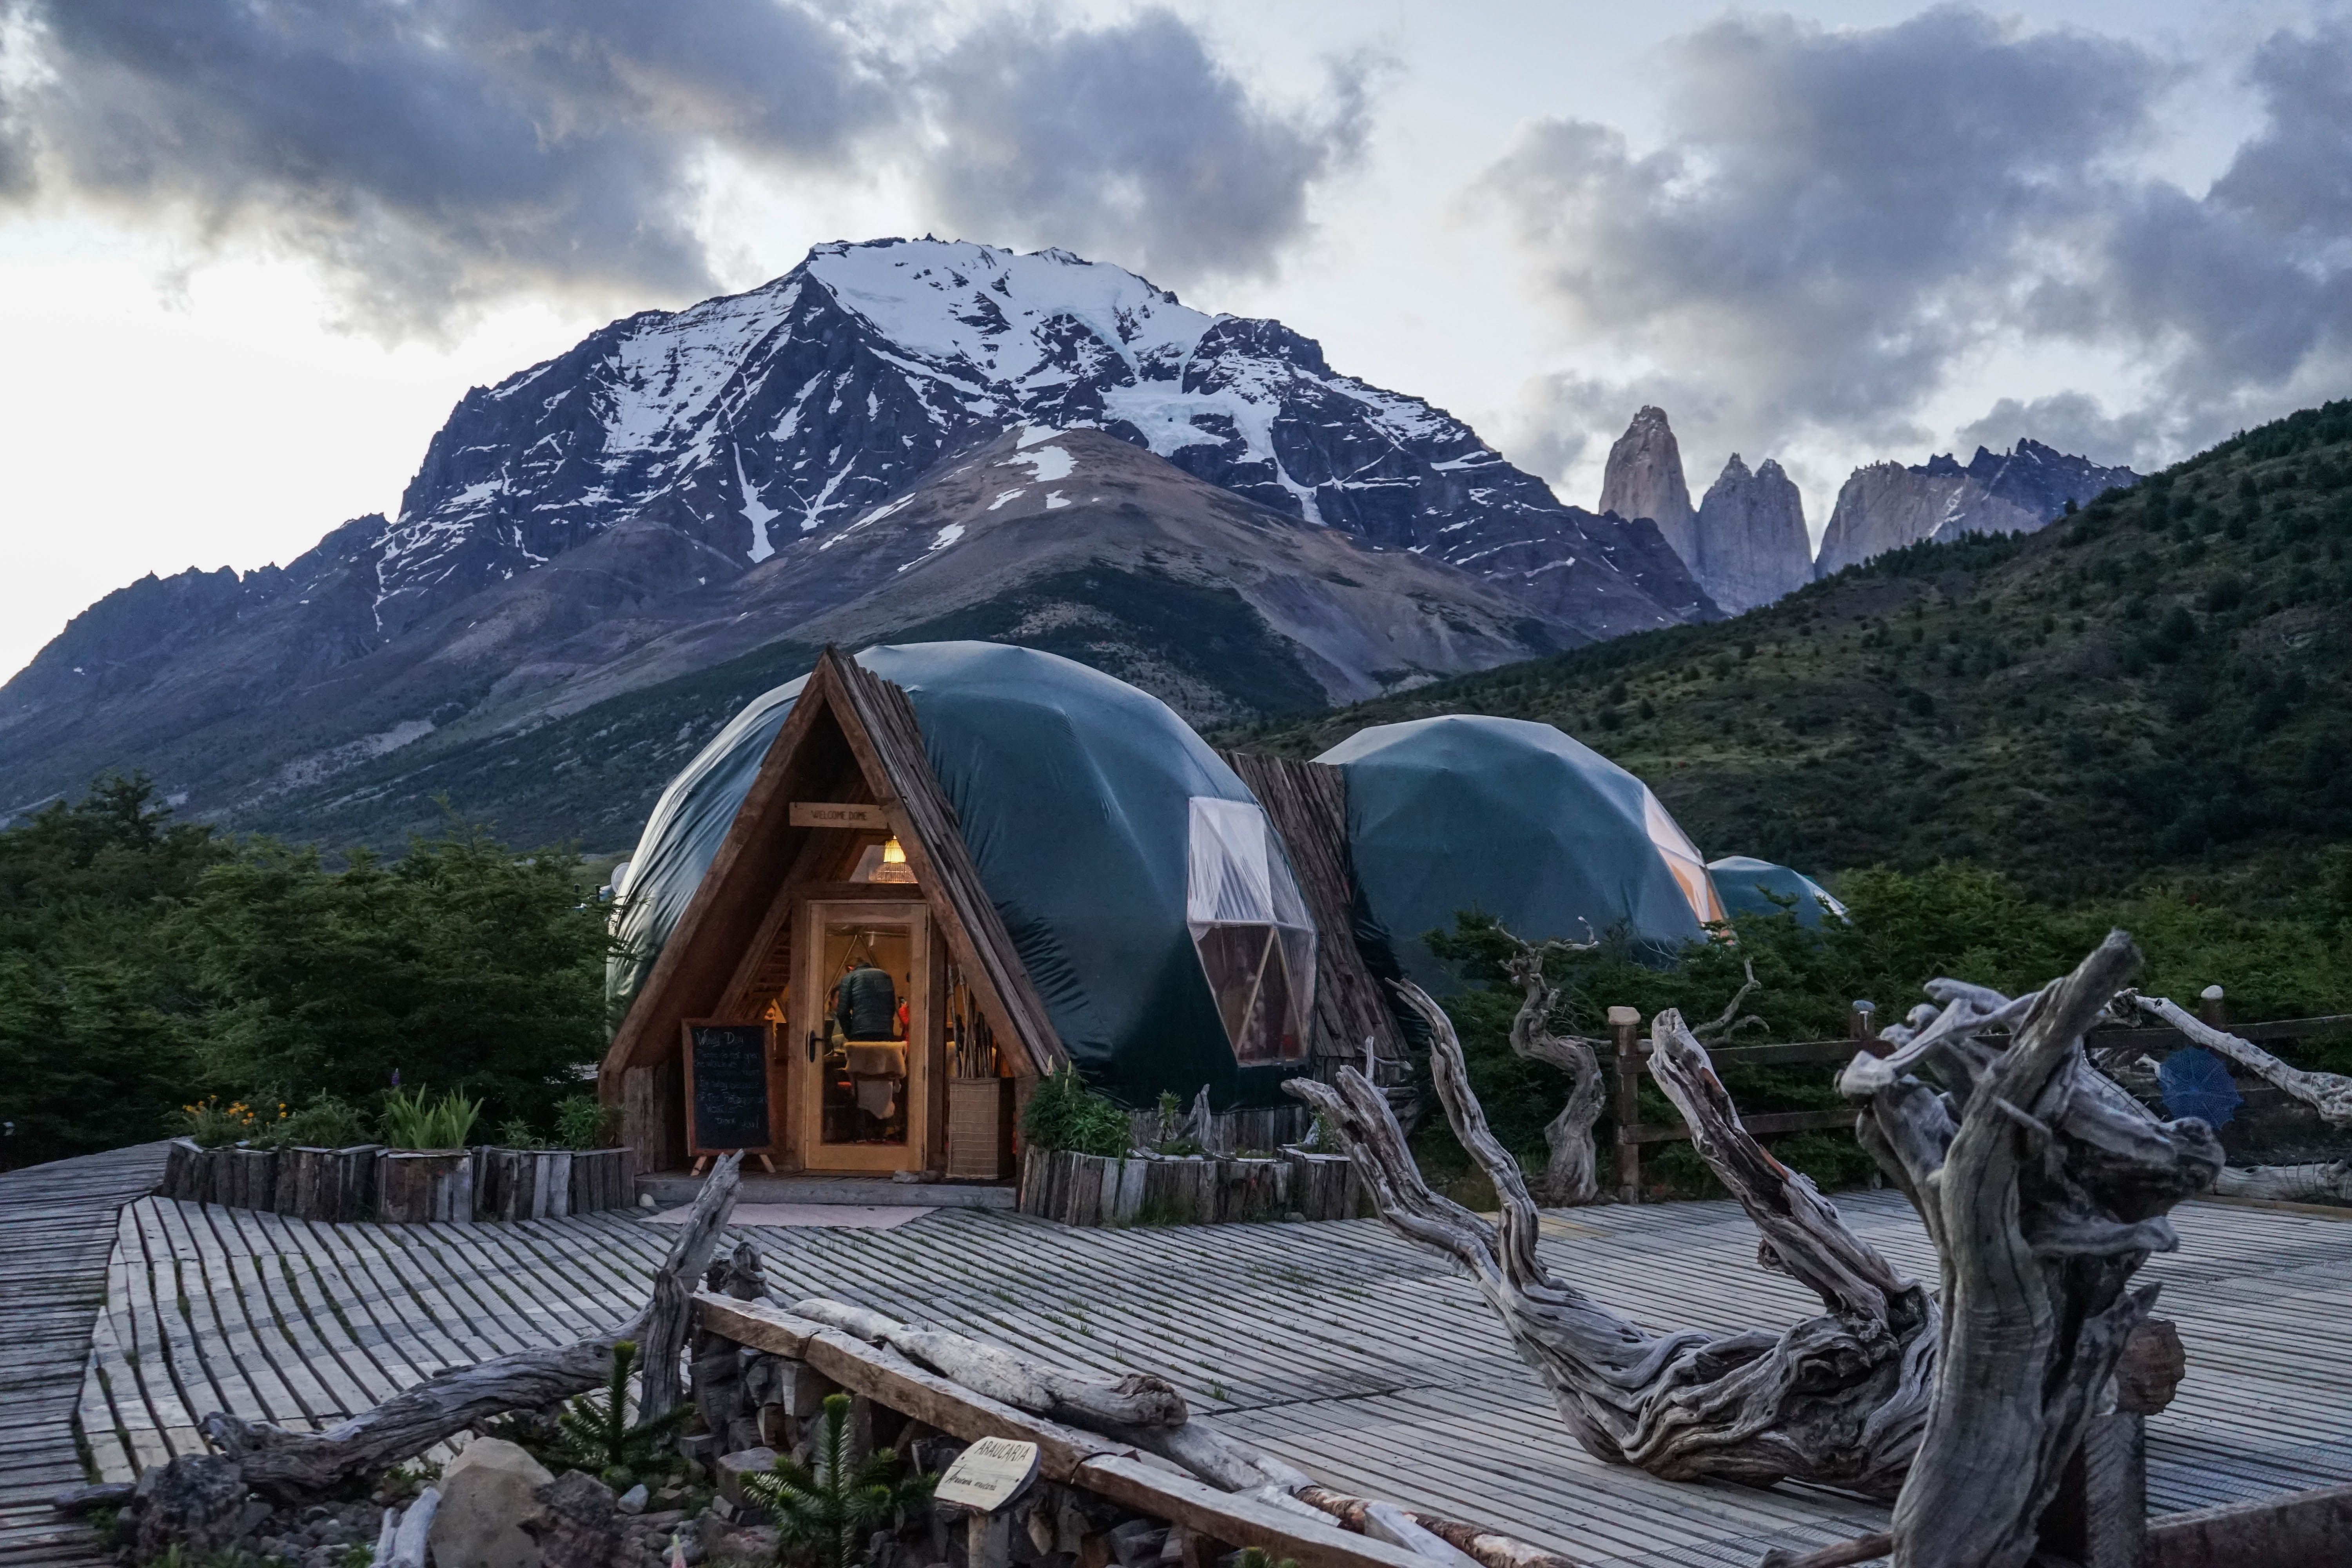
[1237,398,2352,914]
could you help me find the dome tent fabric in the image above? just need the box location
[613,641,1315,1109]
[1707,856,1846,929]
[1315,715,1722,991]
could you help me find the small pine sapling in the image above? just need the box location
[743,1392,935,1568]
[494,1339,691,1488]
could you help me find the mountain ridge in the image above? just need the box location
[1234,397,2352,909]
[2,237,1711,831]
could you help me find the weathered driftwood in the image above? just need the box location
[1101,1417,1573,1568]
[791,1296,1189,1428]
[2122,991,2352,1127]
[2213,1160,2352,1203]
[1844,935,2222,1568]
[204,1152,744,1497]
[640,1157,743,1416]
[702,1292,1569,1568]
[1499,932,1608,1206]
[384,1485,439,1568]
[1287,982,1936,1496]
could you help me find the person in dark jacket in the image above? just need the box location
[835,958,898,1041]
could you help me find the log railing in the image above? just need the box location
[1608,1007,2352,1203]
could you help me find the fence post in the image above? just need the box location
[1609,1006,1642,1204]
[2199,985,2227,1029]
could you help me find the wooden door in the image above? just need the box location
[794,900,931,1172]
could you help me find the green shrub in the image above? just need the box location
[495,1117,547,1150]
[1020,1069,1131,1156]
[381,1086,481,1150]
[554,1093,621,1151]
[254,1093,372,1151]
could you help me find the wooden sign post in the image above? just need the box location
[681,1020,780,1173]
[933,1437,1040,1513]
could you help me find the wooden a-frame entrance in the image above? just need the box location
[599,648,1066,1176]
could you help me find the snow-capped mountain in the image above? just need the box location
[0,238,1716,846]
[381,238,1707,635]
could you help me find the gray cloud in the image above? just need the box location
[920,11,1371,285]
[0,0,1356,328]
[1479,6,2352,472]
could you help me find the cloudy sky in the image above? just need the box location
[2,0,2347,679]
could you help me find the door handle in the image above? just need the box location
[806,1031,818,1063]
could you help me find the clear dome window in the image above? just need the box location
[1185,797,1318,1065]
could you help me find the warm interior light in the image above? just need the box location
[881,837,906,864]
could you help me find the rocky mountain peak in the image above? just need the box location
[1692,453,1810,613]
[1814,437,2136,577]
[1598,406,1698,565]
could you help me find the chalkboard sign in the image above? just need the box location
[683,1021,774,1153]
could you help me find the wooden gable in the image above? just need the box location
[600,648,1067,1114]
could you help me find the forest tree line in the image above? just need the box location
[0,776,613,1170]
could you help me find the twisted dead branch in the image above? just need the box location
[1499,930,1608,1205]
[1286,981,1935,1495]
[1842,935,2223,1568]
[2119,991,2352,1127]
[205,1153,746,1497]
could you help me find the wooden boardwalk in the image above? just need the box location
[0,1142,171,1567]
[68,1187,2352,1568]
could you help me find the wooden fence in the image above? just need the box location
[1607,1006,2352,1203]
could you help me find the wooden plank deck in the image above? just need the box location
[66,1187,2352,1568]
[0,1142,171,1568]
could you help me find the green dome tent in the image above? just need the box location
[1707,856,1846,929]
[613,642,1317,1109]
[1314,715,1722,990]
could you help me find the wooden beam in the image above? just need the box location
[691,1295,1445,1568]
[1073,1455,1441,1568]
[826,651,1068,1077]
[601,674,838,1093]
[693,1295,1112,1479]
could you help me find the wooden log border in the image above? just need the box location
[153,1139,636,1223]
[694,1294,1436,1568]
[1017,1146,1368,1227]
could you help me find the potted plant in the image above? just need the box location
[375,1087,482,1223]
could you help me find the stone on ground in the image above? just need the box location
[430,1437,554,1568]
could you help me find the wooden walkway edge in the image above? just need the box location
[0,1142,170,1567]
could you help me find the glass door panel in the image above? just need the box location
[796,901,928,1171]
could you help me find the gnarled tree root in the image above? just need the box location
[1847,935,2222,1568]
[1287,982,1935,1497]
